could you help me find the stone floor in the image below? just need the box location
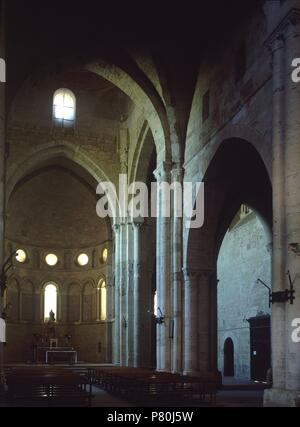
[90,388,264,408]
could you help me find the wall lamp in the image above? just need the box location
[257,272,295,306]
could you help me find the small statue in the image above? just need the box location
[49,310,56,323]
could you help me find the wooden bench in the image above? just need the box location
[6,367,93,407]
[93,367,220,406]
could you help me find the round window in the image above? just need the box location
[16,249,27,264]
[45,254,58,267]
[101,248,108,264]
[77,253,89,267]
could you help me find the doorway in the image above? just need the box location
[249,315,271,382]
[224,338,235,377]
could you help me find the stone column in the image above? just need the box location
[270,33,287,392]
[119,220,128,366]
[283,14,300,396]
[112,224,121,365]
[0,0,6,395]
[209,272,218,373]
[154,162,172,372]
[183,269,199,376]
[197,270,214,373]
[171,166,183,373]
[132,220,143,368]
[183,269,216,376]
[126,221,134,367]
[265,9,300,407]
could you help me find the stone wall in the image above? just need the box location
[217,211,271,380]
[4,165,113,364]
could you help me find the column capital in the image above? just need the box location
[183,268,214,281]
[113,223,121,234]
[131,218,145,230]
[153,161,172,182]
[171,164,184,182]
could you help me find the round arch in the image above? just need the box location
[6,143,117,226]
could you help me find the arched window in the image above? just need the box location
[98,279,107,321]
[53,89,76,128]
[44,283,58,322]
[154,291,158,317]
[3,288,7,308]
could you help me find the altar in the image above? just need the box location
[36,347,78,364]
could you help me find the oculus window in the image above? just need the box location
[16,249,27,264]
[45,254,58,267]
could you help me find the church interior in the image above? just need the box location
[0,0,300,408]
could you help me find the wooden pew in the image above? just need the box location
[93,367,220,405]
[6,367,93,407]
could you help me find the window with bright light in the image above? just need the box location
[101,248,108,264]
[77,253,89,267]
[3,288,7,308]
[45,254,58,267]
[99,280,107,321]
[44,284,58,322]
[16,249,27,263]
[53,89,76,128]
[154,291,158,317]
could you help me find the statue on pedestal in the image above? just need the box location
[49,310,56,324]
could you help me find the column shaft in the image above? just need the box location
[113,225,121,365]
[133,222,143,368]
[270,35,287,390]
[183,269,199,375]
[171,167,183,373]
[284,19,300,391]
[154,163,172,372]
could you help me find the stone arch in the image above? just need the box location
[184,137,273,376]
[6,142,117,223]
[86,60,172,163]
[130,124,156,185]
[184,135,272,266]
[184,124,271,188]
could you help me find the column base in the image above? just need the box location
[264,388,300,407]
